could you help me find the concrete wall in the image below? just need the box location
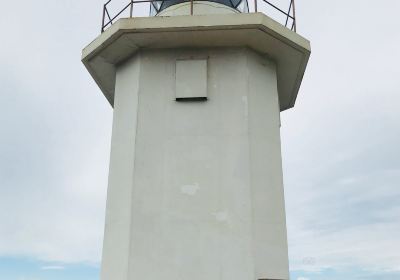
[101,47,289,280]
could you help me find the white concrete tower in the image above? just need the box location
[82,1,310,280]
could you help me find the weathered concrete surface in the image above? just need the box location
[82,12,310,111]
[100,47,290,280]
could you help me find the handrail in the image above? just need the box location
[101,0,296,33]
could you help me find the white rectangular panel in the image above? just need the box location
[175,59,207,100]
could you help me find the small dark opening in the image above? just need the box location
[176,97,208,102]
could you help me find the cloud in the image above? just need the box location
[282,0,400,274]
[0,0,112,264]
[41,266,65,270]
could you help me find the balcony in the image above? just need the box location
[101,0,296,33]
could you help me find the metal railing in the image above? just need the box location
[101,0,296,33]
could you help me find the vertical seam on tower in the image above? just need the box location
[245,49,257,280]
[126,52,142,280]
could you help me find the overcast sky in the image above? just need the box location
[0,0,399,279]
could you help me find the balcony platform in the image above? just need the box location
[82,12,310,111]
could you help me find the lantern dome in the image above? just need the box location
[150,0,249,16]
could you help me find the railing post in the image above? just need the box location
[292,0,296,32]
[190,0,194,15]
[285,0,292,27]
[101,4,106,33]
[130,0,133,17]
[254,0,257,12]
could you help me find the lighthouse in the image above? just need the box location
[82,0,310,279]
